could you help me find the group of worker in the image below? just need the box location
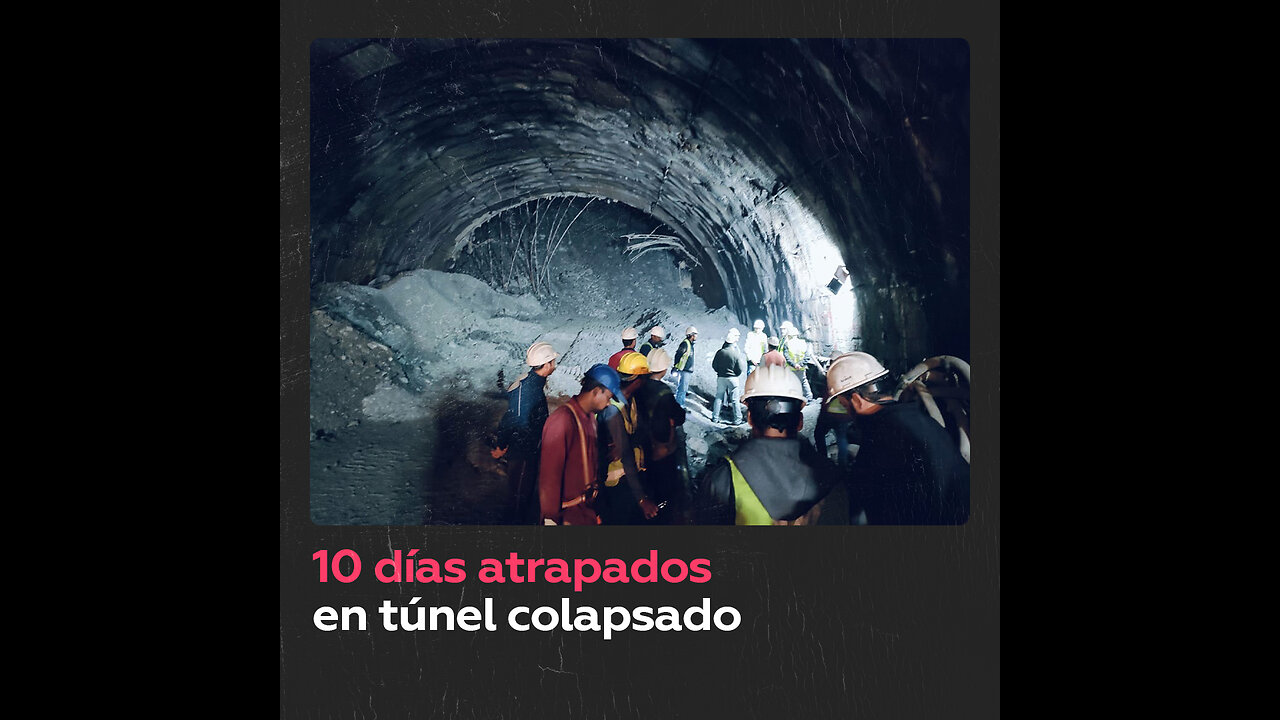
[709,318,819,426]
[492,325,696,525]
[490,320,970,526]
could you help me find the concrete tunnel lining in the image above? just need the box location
[310,38,969,364]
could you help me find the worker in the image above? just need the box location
[761,336,786,368]
[694,364,828,525]
[710,327,747,425]
[637,326,666,358]
[596,351,661,524]
[538,363,622,526]
[744,319,769,374]
[671,326,698,409]
[781,324,815,401]
[491,340,557,524]
[644,346,673,379]
[824,352,970,525]
[607,327,640,369]
[632,346,692,524]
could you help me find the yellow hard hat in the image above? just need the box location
[616,351,650,377]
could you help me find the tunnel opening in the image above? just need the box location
[436,193,730,313]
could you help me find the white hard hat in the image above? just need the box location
[779,320,794,331]
[753,319,765,330]
[686,326,699,336]
[650,326,666,339]
[525,341,558,366]
[621,326,639,340]
[783,325,799,337]
[740,364,806,404]
[825,352,889,401]
[646,347,672,373]
[767,335,780,346]
[726,328,740,341]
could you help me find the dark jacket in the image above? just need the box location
[631,377,687,462]
[848,401,970,525]
[495,371,548,456]
[597,400,647,503]
[695,437,827,524]
[712,342,746,378]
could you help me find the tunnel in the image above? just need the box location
[306,38,970,525]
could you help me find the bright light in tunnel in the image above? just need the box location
[826,265,851,294]
[766,195,860,358]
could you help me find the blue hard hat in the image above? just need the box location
[584,363,624,400]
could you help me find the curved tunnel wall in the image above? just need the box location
[310,38,969,368]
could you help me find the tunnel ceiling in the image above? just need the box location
[309,38,970,364]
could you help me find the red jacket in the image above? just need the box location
[538,397,600,524]
[762,349,786,368]
[607,346,636,369]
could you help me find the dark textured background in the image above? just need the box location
[280,1,1000,717]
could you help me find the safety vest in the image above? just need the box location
[604,398,644,486]
[728,457,821,525]
[783,337,807,369]
[674,338,693,371]
[727,458,775,525]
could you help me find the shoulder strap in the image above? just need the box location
[566,402,592,488]
[607,397,637,434]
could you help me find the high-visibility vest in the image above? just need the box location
[783,337,807,369]
[728,458,774,525]
[728,457,821,525]
[674,338,693,371]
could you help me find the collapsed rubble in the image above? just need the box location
[309,227,827,524]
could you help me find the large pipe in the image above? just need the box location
[911,381,947,428]
[895,355,970,463]
[942,396,970,464]
[895,355,971,400]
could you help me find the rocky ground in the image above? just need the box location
[308,228,840,525]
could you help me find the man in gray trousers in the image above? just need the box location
[711,328,747,425]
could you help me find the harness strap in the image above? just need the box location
[563,402,599,508]
[604,398,643,486]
